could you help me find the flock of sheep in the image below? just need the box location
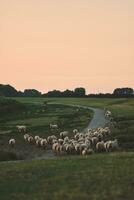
[8,109,119,156]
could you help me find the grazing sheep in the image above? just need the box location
[16,125,27,133]
[9,139,16,147]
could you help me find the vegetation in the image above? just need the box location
[0,83,133,97]
[0,153,134,200]
[0,100,92,161]
[0,97,134,200]
[12,97,134,150]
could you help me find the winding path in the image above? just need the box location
[49,103,110,131]
[2,103,110,163]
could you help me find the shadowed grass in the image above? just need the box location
[0,152,134,200]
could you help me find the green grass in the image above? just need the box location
[0,152,134,200]
[1,97,134,200]
[12,97,134,150]
[0,103,92,161]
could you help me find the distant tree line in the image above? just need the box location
[0,84,133,98]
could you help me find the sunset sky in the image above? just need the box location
[0,0,134,94]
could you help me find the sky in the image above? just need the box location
[0,0,134,94]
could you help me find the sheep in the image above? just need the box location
[82,148,94,156]
[40,139,47,149]
[34,135,40,141]
[27,136,34,144]
[9,139,16,147]
[106,139,119,152]
[96,141,105,152]
[52,143,59,153]
[105,110,112,118]
[16,125,27,133]
[24,134,29,141]
[58,139,64,145]
[50,124,58,129]
[60,131,68,139]
[91,137,99,147]
[47,135,57,145]
[73,129,78,134]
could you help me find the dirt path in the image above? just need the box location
[49,103,110,131]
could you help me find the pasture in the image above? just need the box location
[0,97,134,200]
[13,97,134,150]
[0,98,92,161]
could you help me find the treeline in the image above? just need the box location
[0,84,133,98]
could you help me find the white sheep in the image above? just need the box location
[34,135,40,141]
[9,139,16,147]
[60,131,68,139]
[16,125,27,133]
[27,136,34,144]
[50,124,58,129]
[24,134,29,141]
[96,141,105,152]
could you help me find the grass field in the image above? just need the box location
[0,152,134,200]
[0,97,134,200]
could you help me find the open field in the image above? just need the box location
[0,97,134,200]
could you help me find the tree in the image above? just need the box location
[113,88,133,96]
[23,89,42,97]
[62,89,74,97]
[0,84,18,97]
[74,87,86,97]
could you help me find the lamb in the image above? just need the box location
[9,139,16,147]
[16,125,27,133]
